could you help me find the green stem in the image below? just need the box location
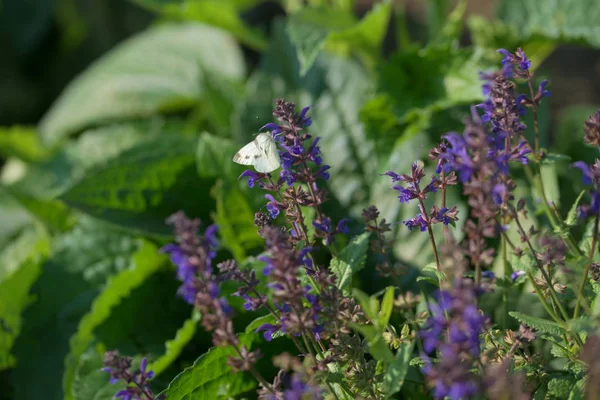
[574,214,599,318]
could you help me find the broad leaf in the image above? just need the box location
[133,0,267,50]
[40,23,245,144]
[383,340,414,397]
[287,1,391,75]
[213,181,263,261]
[63,241,167,400]
[499,0,600,48]
[0,258,44,370]
[378,46,489,121]
[159,334,256,399]
[60,135,216,236]
[148,310,201,376]
[378,286,395,328]
[71,349,127,400]
[0,225,49,283]
[329,232,370,292]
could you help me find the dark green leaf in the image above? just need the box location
[0,258,44,370]
[383,341,414,397]
[63,241,167,400]
[148,310,201,377]
[159,334,256,399]
[213,181,264,261]
[378,46,489,121]
[40,23,246,144]
[60,135,215,236]
[330,232,370,292]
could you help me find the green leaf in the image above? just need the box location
[378,46,491,121]
[541,153,572,165]
[148,310,201,376]
[72,349,127,400]
[352,288,379,322]
[350,323,395,363]
[511,253,537,274]
[566,191,586,226]
[5,187,77,232]
[383,341,414,397]
[0,225,50,283]
[547,377,576,399]
[0,126,49,162]
[60,135,215,236]
[499,0,600,48]
[329,232,370,292]
[568,379,585,400]
[39,23,245,144]
[287,1,391,75]
[134,0,267,50]
[159,334,256,399]
[245,314,277,334]
[213,181,264,261]
[378,286,395,328]
[63,241,167,400]
[428,0,465,46]
[509,311,566,336]
[0,258,44,370]
[196,132,238,180]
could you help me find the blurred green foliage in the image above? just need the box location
[1,0,599,398]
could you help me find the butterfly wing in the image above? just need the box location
[252,133,281,173]
[233,139,261,166]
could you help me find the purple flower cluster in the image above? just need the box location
[255,226,322,341]
[240,99,346,247]
[420,279,487,399]
[161,212,218,304]
[384,162,458,232]
[573,159,600,219]
[161,212,260,369]
[102,351,155,400]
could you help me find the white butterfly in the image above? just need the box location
[232,133,281,173]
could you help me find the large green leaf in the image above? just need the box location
[159,334,256,399]
[147,0,267,50]
[286,1,391,75]
[499,0,600,48]
[60,135,216,236]
[147,310,201,376]
[71,349,127,400]
[378,46,490,121]
[0,257,45,370]
[329,232,370,293]
[39,23,246,144]
[63,241,167,400]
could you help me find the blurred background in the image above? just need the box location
[1,0,599,129]
[1,0,600,399]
